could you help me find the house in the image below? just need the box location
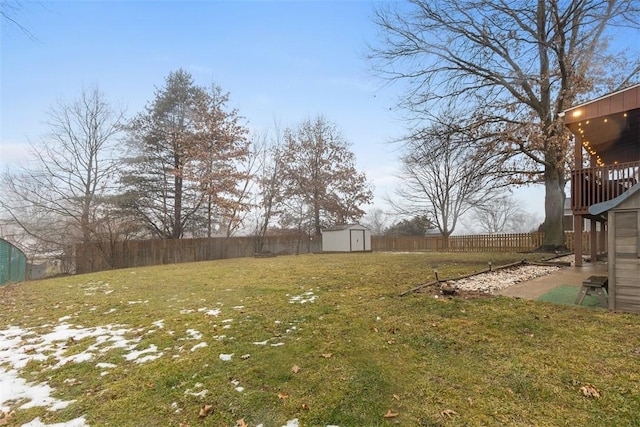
[321,224,371,252]
[563,84,640,268]
[589,183,640,312]
[563,198,592,232]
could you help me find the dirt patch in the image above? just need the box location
[414,282,496,300]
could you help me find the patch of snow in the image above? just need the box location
[124,344,159,361]
[21,416,89,427]
[152,320,164,328]
[185,329,202,340]
[190,342,207,352]
[95,362,116,369]
[253,340,268,346]
[55,352,94,368]
[289,291,317,304]
[134,353,163,364]
[219,353,233,361]
[271,342,285,347]
[198,308,221,316]
[231,379,244,392]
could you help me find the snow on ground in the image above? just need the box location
[288,290,318,304]
[0,294,330,426]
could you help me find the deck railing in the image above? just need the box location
[571,161,640,214]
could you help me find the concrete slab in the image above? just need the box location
[497,262,608,300]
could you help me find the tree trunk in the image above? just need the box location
[174,174,183,239]
[541,164,566,250]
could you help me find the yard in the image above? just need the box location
[1,252,639,426]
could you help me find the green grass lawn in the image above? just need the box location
[1,252,639,426]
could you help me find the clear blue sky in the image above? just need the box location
[0,0,544,222]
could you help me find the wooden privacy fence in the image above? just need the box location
[75,231,604,274]
[371,233,546,252]
[76,235,322,274]
[371,232,602,253]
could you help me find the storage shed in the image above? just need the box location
[321,224,371,252]
[590,183,640,313]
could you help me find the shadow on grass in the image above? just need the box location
[536,285,603,308]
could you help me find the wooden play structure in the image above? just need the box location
[564,84,640,312]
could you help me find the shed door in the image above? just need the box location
[350,230,365,251]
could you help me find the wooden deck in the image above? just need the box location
[571,161,640,215]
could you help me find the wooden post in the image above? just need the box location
[608,212,616,310]
[574,215,583,267]
[590,218,598,262]
[573,133,584,267]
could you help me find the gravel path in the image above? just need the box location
[446,264,561,294]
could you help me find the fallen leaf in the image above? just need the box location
[236,419,248,427]
[387,338,396,345]
[321,353,333,358]
[467,397,474,406]
[0,410,15,426]
[301,403,310,410]
[277,392,289,400]
[179,423,189,427]
[580,384,601,398]
[392,394,400,401]
[383,409,399,418]
[440,409,458,418]
[199,404,213,418]
[291,365,301,373]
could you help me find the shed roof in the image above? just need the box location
[589,182,640,216]
[322,224,368,232]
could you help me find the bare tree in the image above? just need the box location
[390,112,504,244]
[280,116,374,235]
[1,0,36,39]
[372,0,640,250]
[362,208,393,236]
[469,195,530,234]
[1,86,124,261]
[250,126,286,251]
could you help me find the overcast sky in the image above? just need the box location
[0,1,545,227]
